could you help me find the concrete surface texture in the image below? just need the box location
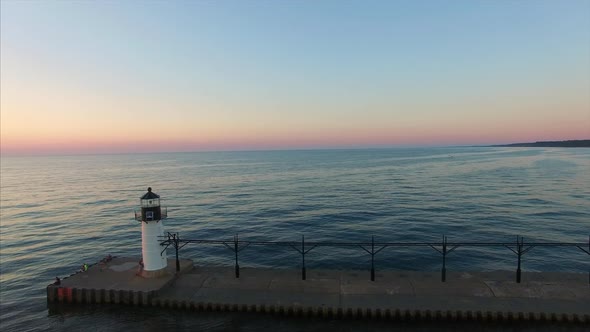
[58,257,193,291]
[49,257,589,321]
[158,267,590,316]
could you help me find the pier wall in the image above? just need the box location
[46,258,590,324]
[47,286,590,323]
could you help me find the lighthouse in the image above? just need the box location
[135,187,168,277]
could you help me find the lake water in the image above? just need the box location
[1,147,589,331]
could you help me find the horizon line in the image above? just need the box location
[2,139,589,158]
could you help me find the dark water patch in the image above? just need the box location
[526,210,589,218]
[5,210,46,220]
[568,193,590,199]
[522,198,553,205]
[81,199,127,206]
[419,205,455,214]
[225,192,252,199]
[6,202,45,209]
[311,211,385,224]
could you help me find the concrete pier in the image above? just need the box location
[47,257,590,323]
[47,257,193,305]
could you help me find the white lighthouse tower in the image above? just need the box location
[135,187,167,277]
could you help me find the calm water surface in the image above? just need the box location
[1,147,589,331]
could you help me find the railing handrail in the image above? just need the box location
[160,238,587,247]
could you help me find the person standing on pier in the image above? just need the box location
[137,258,144,276]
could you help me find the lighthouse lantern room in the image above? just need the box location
[135,187,168,276]
[140,189,162,221]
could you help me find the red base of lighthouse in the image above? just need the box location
[138,268,169,278]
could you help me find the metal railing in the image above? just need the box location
[159,233,590,284]
[134,207,168,222]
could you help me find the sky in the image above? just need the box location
[1,0,589,155]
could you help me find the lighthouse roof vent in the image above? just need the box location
[141,187,160,199]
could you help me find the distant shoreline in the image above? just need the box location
[492,139,590,148]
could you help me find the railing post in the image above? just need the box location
[587,235,589,285]
[370,236,375,281]
[441,235,447,282]
[174,234,180,273]
[234,234,240,279]
[301,235,306,281]
[516,236,522,283]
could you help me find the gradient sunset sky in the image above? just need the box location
[1,1,589,155]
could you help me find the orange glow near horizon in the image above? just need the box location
[3,119,589,155]
[3,83,588,155]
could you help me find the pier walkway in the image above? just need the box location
[47,257,590,323]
